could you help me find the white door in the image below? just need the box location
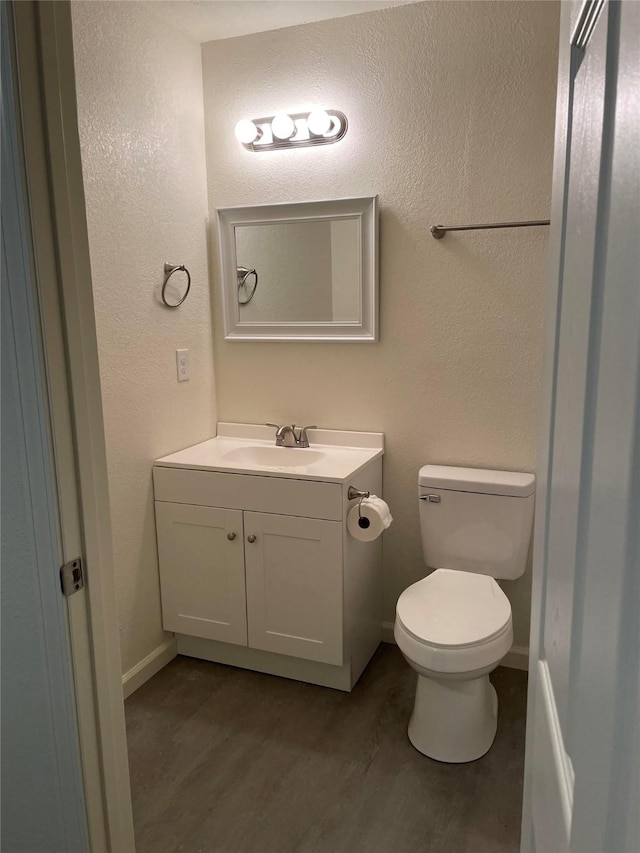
[1,5,89,848]
[7,4,136,849]
[156,502,247,645]
[522,2,639,852]
[244,512,343,665]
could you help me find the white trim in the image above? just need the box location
[1,10,89,844]
[382,621,529,671]
[521,2,577,848]
[12,9,109,846]
[530,660,574,852]
[122,637,177,699]
[502,645,530,672]
[540,660,575,815]
[382,620,396,644]
[13,4,136,850]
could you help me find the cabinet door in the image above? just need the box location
[155,502,247,645]
[244,512,343,665]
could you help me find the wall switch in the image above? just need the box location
[176,348,189,382]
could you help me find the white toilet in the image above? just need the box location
[394,464,535,763]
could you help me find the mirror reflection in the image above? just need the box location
[217,196,377,341]
[234,219,361,323]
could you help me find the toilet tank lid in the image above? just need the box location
[419,465,535,497]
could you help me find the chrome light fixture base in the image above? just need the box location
[238,110,348,152]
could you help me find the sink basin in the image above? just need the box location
[221,446,327,468]
[155,424,384,482]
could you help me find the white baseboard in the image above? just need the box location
[501,644,529,671]
[382,621,396,644]
[381,621,529,672]
[122,636,177,699]
[121,629,527,698]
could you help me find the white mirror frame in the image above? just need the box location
[217,196,378,341]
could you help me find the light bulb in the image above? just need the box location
[307,109,331,135]
[235,119,259,144]
[271,112,295,140]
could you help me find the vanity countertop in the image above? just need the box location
[154,422,384,483]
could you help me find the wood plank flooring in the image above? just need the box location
[125,644,528,853]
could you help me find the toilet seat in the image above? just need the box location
[397,569,511,647]
[395,569,513,675]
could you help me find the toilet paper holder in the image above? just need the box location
[348,486,370,520]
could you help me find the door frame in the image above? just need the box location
[18,0,634,850]
[10,2,135,850]
[520,0,574,848]
[522,1,640,850]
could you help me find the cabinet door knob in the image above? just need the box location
[247,534,257,543]
[227,532,236,541]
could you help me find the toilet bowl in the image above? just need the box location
[395,569,513,762]
[395,464,535,763]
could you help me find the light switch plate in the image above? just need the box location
[176,348,189,382]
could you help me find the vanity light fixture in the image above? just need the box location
[234,109,348,152]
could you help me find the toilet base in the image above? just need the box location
[407,672,498,763]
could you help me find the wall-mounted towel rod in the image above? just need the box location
[430,219,550,239]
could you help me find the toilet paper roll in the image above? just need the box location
[347,496,393,542]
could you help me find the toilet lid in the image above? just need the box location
[396,569,512,648]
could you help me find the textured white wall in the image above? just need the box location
[203,1,559,647]
[71,1,217,674]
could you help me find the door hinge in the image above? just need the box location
[60,557,84,596]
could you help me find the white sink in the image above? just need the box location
[221,446,327,468]
[155,423,384,483]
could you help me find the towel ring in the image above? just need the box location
[237,266,258,305]
[162,262,191,308]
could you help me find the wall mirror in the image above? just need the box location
[217,196,378,341]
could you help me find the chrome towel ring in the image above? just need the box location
[237,266,258,305]
[162,262,191,308]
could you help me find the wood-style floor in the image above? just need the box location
[125,644,528,853]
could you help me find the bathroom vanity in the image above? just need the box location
[153,423,384,691]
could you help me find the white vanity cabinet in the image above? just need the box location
[243,511,343,664]
[155,503,247,646]
[153,424,384,691]
[155,498,343,665]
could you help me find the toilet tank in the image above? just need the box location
[418,465,535,580]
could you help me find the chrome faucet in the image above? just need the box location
[296,424,317,448]
[266,423,317,448]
